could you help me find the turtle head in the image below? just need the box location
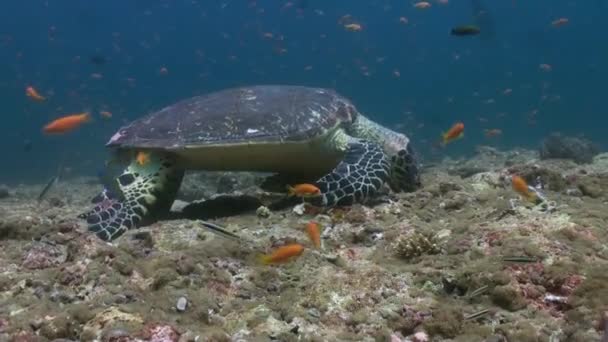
[349,114,421,193]
[377,129,421,193]
[387,140,421,193]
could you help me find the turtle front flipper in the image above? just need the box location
[310,139,390,207]
[82,152,184,241]
[388,144,421,192]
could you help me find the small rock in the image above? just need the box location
[484,335,507,342]
[22,242,68,270]
[140,324,180,342]
[565,188,583,197]
[175,256,195,276]
[442,194,467,211]
[438,182,462,194]
[292,203,306,216]
[176,296,188,312]
[256,206,271,218]
[578,183,602,198]
[307,308,321,319]
[0,317,7,332]
[39,315,72,340]
[81,307,143,341]
[412,332,429,342]
[491,285,527,311]
[48,197,65,207]
[101,328,132,341]
[178,331,199,342]
[49,290,75,304]
[324,254,347,267]
[10,331,40,342]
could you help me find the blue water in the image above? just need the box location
[1,0,606,182]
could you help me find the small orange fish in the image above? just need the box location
[259,244,305,264]
[306,221,321,249]
[511,175,537,202]
[441,122,465,145]
[26,86,45,101]
[43,112,90,134]
[287,184,321,197]
[136,151,150,166]
[344,23,362,32]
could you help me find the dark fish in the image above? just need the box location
[89,55,107,65]
[502,256,538,263]
[451,25,481,36]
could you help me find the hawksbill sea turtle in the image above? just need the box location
[80,85,421,240]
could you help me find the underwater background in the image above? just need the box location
[1,0,607,182]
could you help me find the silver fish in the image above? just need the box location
[37,164,64,202]
[197,220,240,241]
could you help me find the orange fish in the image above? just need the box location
[511,175,537,202]
[441,122,465,145]
[26,86,45,101]
[306,221,321,249]
[287,184,321,197]
[136,151,150,166]
[259,244,305,264]
[43,112,90,134]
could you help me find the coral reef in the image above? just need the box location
[0,146,607,341]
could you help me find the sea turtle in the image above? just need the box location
[81,85,420,241]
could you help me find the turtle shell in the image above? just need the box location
[106,85,358,149]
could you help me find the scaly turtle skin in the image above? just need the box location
[80,85,420,241]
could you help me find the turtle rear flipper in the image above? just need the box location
[310,138,390,207]
[82,153,183,241]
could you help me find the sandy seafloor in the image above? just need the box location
[2,146,608,342]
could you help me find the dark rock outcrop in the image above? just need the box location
[0,185,9,199]
[540,133,599,164]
